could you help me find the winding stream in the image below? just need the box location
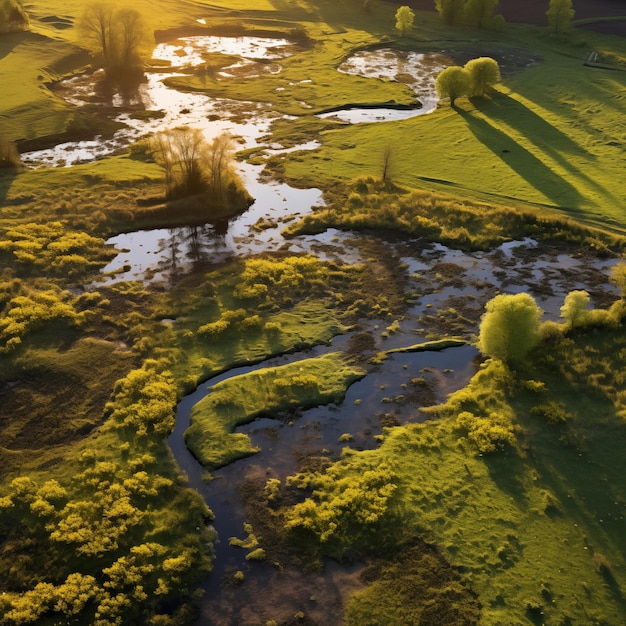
[21,34,623,624]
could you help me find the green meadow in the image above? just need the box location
[1,0,626,624]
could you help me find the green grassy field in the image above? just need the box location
[277,32,626,227]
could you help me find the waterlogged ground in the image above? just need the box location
[20,34,623,625]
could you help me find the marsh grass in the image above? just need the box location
[185,353,365,469]
[285,177,626,252]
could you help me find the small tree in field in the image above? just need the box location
[435,66,470,107]
[380,146,393,183]
[79,3,151,73]
[464,0,500,29]
[464,57,500,97]
[395,5,415,37]
[547,0,575,36]
[478,293,543,364]
[435,0,465,26]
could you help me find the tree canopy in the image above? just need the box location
[395,5,415,37]
[0,0,28,33]
[464,57,500,97]
[477,293,543,364]
[435,0,465,26]
[464,0,500,29]
[547,0,575,36]
[435,66,470,106]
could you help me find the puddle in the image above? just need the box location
[152,35,294,68]
[318,49,451,123]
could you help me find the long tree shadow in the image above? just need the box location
[0,30,30,62]
[0,170,18,206]
[473,92,618,203]
[457,107,584,208]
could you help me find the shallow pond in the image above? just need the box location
[319,49,451,123]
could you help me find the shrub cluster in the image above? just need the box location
[0,0,28,34]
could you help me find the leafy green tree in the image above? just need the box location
[560,290,591,328]
[547,0,575,36]
[464,0,500,29]
[395,5,415,37]
[464,57,500,97]
[435,66,470,107]
[477,293,543,364]
[435,0,465,26]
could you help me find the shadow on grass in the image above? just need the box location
[0,169,19,206]
[484,448,528,508]
[475,92,619,204]
[457,106,584,208]
[0,30,30,62]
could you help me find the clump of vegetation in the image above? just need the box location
[285,178,625,253]
[149,128,252,213]
[345,541,481,626]
[284,458,399,560]
[0,0,28,34]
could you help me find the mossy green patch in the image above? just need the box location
[185,352,365,469]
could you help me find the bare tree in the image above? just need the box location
[380,146,393,183]
[115,8,151,68]
[150,127,207,198]
[79,3,150,72]
[79,3,115,67]
[149,128,237,203]
[207,134,234,202]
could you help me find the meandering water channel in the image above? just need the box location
[22,34,621,624]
